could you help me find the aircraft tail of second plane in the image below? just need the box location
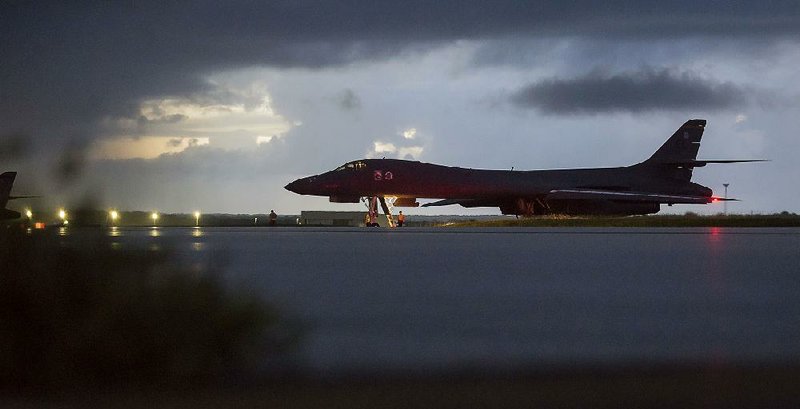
[0,171,17,209]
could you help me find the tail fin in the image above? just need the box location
[1,172,17,209]
[638,119,706,181]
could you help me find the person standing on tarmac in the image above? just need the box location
[269,210,277,226]
[397,211,405,227]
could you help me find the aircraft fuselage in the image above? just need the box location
[285,120,753,216]
[287,160,710,200]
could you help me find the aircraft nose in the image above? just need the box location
[284,180,301,193]
[285,176,316,194]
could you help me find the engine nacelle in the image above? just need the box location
[499,198,547,216]
[393,197,419,207]
[548,200,660,216]
[499,198,660,216]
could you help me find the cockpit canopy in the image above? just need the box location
[335,161,367,171]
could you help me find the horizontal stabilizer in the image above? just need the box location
[664,159,768,168]
[548,189,712,204]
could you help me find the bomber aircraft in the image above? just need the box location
[285,120,762,223]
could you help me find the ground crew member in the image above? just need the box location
[269,210,277,226]
[397,211,405,227]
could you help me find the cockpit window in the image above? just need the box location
[335,161,367,171]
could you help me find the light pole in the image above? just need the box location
[109,210,119,226]
[194,211,201,227]
[151,212,159,227]
[723,183,730,215]
[58,208,67,225]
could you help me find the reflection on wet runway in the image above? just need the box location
[149,227,161,237]
[50,226,800,373]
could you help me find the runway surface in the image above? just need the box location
[55,226,800,373]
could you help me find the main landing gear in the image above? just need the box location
[362,196,396,227]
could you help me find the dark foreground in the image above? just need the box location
[5,365,800,408]
[3,226,799,408]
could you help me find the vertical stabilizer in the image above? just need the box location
[639,119,706,181]
[0,172,17,209]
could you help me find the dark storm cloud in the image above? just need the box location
[1,1,798,146]
[511,69,747,114]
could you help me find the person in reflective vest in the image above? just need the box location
[397,211,405,227]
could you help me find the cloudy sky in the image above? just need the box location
[2,1,799,215]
